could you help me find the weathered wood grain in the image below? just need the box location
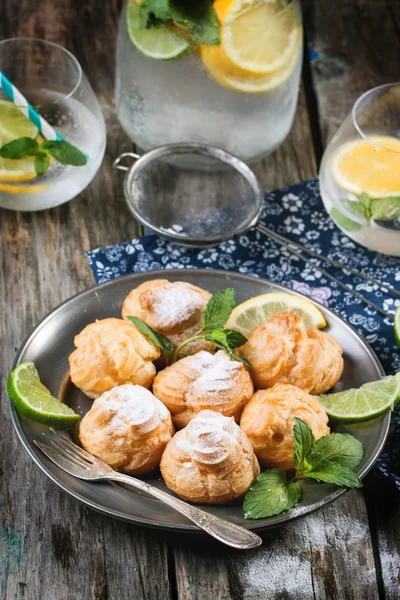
[305,1,400,598]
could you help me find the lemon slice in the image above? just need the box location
[226,292,327,335]
[200,31,301,93]
[216,0,302,75]
[0,99,38,182]
[331,136,400,199]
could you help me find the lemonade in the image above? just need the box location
[0,38,106,212]
[116,0,303,163]
[319,84,400,256]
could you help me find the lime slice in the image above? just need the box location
[226,292,327,336]
[7,362,80,428]
[0,99,38,182]
[395,306,400,349]
[317,374,400,423]
[126,1,190,60]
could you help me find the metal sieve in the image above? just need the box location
[113,143,263,248]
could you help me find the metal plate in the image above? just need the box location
[9,270,389,532]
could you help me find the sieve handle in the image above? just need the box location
[113,152,141,172]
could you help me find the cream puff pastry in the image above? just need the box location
[69,318,160,399]
[153,350,254,429]
[160,410,260,504]
[240,384,330,471]
[121,279,213,354]
[79,384,174,475]
[239,312,344,394]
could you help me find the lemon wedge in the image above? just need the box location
[226,292,327,335]
[216,0,302,75]
[0,99,38,182]
[331,136,400,199]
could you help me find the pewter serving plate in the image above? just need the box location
[10,270,389,532]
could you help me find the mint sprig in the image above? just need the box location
[340,191,400,224]
[127,288,249,366]
[243,418,364,520]
[139,0,220,45]
[0,137,87,177]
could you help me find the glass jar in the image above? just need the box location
[116,0,303,163]
[320,83,400,256]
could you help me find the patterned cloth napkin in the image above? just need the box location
[86,178,400,488]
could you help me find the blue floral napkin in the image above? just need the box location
[86,178,400,488]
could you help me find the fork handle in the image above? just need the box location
[110,473,262,550]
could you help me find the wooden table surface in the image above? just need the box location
[1,1,400,598]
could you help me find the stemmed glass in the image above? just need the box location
[0,38,106,211]
[319,83,400,256]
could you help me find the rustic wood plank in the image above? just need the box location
[304,1,400,597]
[0,2,171,599]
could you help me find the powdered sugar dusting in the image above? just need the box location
[96,384,169,434]
[176,410,240,465]
[151,284,203,327]
[183,351,241,395]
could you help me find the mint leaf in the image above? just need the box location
[0,137,38,159]
[330,208,362,232]
[340,198,367,219]
[139,0,169,28]
[306,462,363,488]
[243,469,301,519]
[205,329,251,366]
[293,417,315,472]
[169,0,220,45]
[42,141,87,166]
[202,288,236,332]
[370,196,400,222]
[307,432,364,470]
[34,152,51,177]
[127,316,173,354]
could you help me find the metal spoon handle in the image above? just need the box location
[113,473,262,549]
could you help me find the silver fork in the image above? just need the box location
[33,429,262,550]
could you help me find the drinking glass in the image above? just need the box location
[319,83,400,256]
[115,0,303,163]
[0,38,106,211]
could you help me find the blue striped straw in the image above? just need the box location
[0,71,64,141]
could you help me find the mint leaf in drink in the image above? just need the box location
[340,198,367,220]
[330,208,362,232]
[307,432,364,470]
[34,152,51,177]
[370,196,400,222]
[127,316,173,354]
[0,137,39,159]
[243,469,301,519]
[169,0,220,45]
[139,0,169,28]
[202,288,236,332]
[42,141,87,166]
[306,462,363,488]
[292,417,315,472]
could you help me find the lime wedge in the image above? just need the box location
[0,99,38,181]
[395,306,400,349]
[126,1,190,60]
[317,374,400,423]
[7,362,80,429]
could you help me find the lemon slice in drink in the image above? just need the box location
[200,31,301,93]
[216,0,302,74]
[126,1,190,60]
[226,292,327,335]
[7,362,80,429]
[0,99,38,182]
[332,136,400,198]
[317,374,400,423]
